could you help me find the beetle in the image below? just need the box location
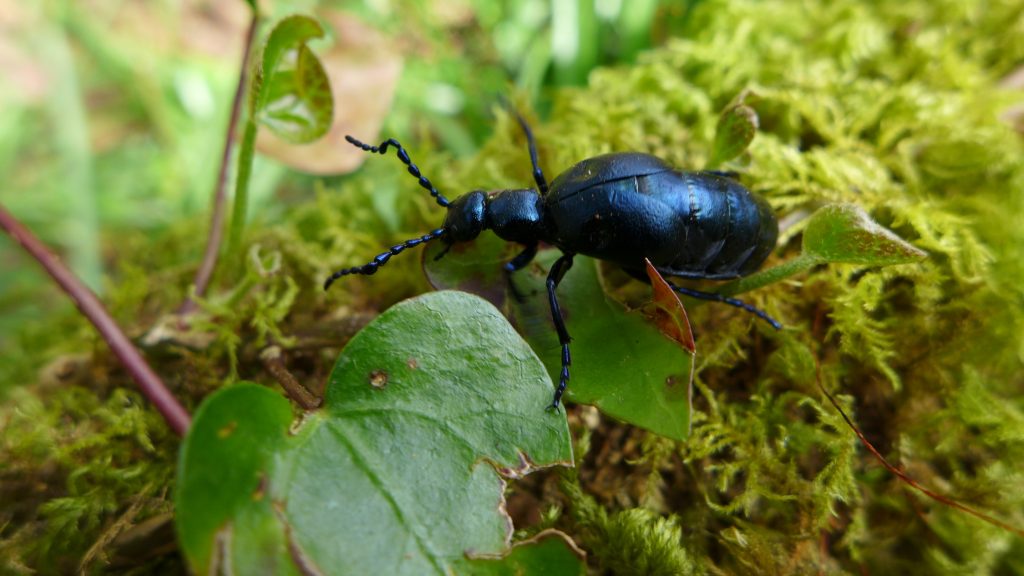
[324,113,781,411]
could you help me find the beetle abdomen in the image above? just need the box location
[546,154,777,278]
[663,172,777,277]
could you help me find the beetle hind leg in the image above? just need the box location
[670,284,782,330]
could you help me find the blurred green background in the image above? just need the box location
[0,0,690,356]
[3,0,1024,574]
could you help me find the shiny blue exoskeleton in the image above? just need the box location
[325,114,780,410]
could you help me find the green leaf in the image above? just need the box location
[708,100,759,168]
[176,292,573,575]
[510,252,692,440]
[718,203,928,296]
[422,233,515,311]
[458,530,586,575]
[253,15,334,142]
[425,241,693,441]
[802,204,928,266]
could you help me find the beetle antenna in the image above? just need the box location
[345,136,450,208]
[323,228,447,291]
[508,108,549,195]
[669,284,782,330]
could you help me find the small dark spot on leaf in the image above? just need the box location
[406,358,419,369]
[369,370,388,389]
[253,475,268,502]
[217,421,238,439]
[665,376,678,388]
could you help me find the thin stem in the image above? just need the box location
[0,205,191,437]
[815,364,1024,537]
[716,253,821,296]
[179,13,259,314]
[260,346,321,410]
[226,116,258,271]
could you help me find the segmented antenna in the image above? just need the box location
[510,109,549,195]
[345,136,450,208]
[323,229,447,291]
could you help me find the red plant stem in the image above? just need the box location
[0,205,191,437]
[815,366,1024,538]
[179,13,259,314]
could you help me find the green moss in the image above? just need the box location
[2,0,1023,572]
[539,0,1022,572]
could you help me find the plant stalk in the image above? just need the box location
[716,253,820,296]
[0,204,191,437]
[180,13,259,314]
[226,115,259,271]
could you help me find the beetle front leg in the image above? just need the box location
[545,253,575,411]
[503,243,538,303]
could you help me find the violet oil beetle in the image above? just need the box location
[324,114,781,410]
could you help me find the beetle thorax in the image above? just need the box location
[484,188,549,244]
[443,189,549,245]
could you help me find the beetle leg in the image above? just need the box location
[669,284,782,330]
[345,135,451,208]
[545,253,575,411]
[432,242,453,262]
[323,229,446,291]
[503,243,538,303]
[510,110,549,195]
[504,243,539,272]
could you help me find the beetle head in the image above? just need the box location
[443,190,487,243]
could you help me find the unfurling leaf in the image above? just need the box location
[708,94,759,167]
[252,15,334,143]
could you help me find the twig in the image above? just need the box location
[0,205,191,436]
[179,13,259,314]
[260,346,322,410]
[814,362,1024,538]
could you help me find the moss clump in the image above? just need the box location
[2,0,1023,573]
[529,1,1023,573]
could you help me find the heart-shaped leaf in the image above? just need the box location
[422,233,516,311]
[253,15,334,142]
[802,203,928,265]
[425,242,693,440]
[176,291,573,575]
